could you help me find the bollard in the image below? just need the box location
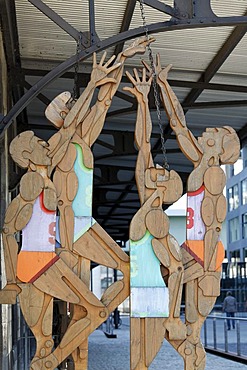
[236,320,241,356]
[213,318,217,350]
[224,319,228,353]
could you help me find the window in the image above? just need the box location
[230,250,240,263]
[242,179,247,205]
[243,213,247,239]
[228,184,239,211]
[229,217,240,242]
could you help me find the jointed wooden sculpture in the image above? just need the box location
[0,38,240,370]
[126,55,240,369]
[0,37,154,370]
[145,55,240,370]
[125,67,186,370]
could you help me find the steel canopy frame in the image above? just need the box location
[2,1,247,136]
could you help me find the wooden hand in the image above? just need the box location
[91,52,121,87]
[122,36,155,58]
[123,67,152,100]
[142,53,172,82]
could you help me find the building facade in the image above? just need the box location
[226,151,247,263]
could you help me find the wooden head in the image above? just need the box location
[197,126,240,165]
[9,131,51,169]
[45,91,72,128]
[219,126,240,164]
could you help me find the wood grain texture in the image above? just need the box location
[156,57,240,370]
[2,50,241,370]
[2,45,143,370]
[29,44,149,369]
[127,66,186,369]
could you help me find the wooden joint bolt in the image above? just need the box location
[184,348,192,355]
[99,310,107,318]
[207,139,215,147]
[45,361,53,368]
[45,340,53,348]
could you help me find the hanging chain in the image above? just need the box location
[71,33,83,102]
[139,0,169,170]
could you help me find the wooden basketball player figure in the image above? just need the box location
[38,37,154,369]
[0,56,120,369]
[124,67,187,370]
[144,55,240,370]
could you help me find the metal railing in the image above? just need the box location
[202,314,247,362]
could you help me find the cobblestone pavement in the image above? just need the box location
[88,319,247,370]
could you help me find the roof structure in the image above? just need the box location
[1,0,247,241]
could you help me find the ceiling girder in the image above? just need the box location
[0,0,27,125]
[2,9,247,136]
[95,148,181,162]
[22,67,247,94]
[184,100,247,110]
[106,99,247,119]
[137,0,181,19]
[182,11,247,108]
[24,81,50,106]
[89,0,99,45]
[27,0,88,44]
[192,0,215,19]
[95,181,136,187]
[114,0,137,55]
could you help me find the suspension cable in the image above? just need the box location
[139,0,169,170]
[71,33,83,102]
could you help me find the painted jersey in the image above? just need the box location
[17,193,59,283]
[21,193,56,252]
[130,231,169,318]
[186,185,205,241]
[182,185,224,270]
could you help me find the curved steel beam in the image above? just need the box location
[2,15,247,137]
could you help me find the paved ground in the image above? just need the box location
[88,316,247,370]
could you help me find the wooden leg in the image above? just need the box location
[33,258,105,311]
[70,258,90,370]
[30,312,107,370]
[177,336,206,370]
[131,318,165,370]
[18,284,54,366]
[30,255,128,369]
[73,224,130,313]
[131,318,146,370]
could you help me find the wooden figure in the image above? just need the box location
[43,38,154,370]
[0,37,154,370]
[143,54,240,370]
[124,67,186,370]
[0,67,114,367]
